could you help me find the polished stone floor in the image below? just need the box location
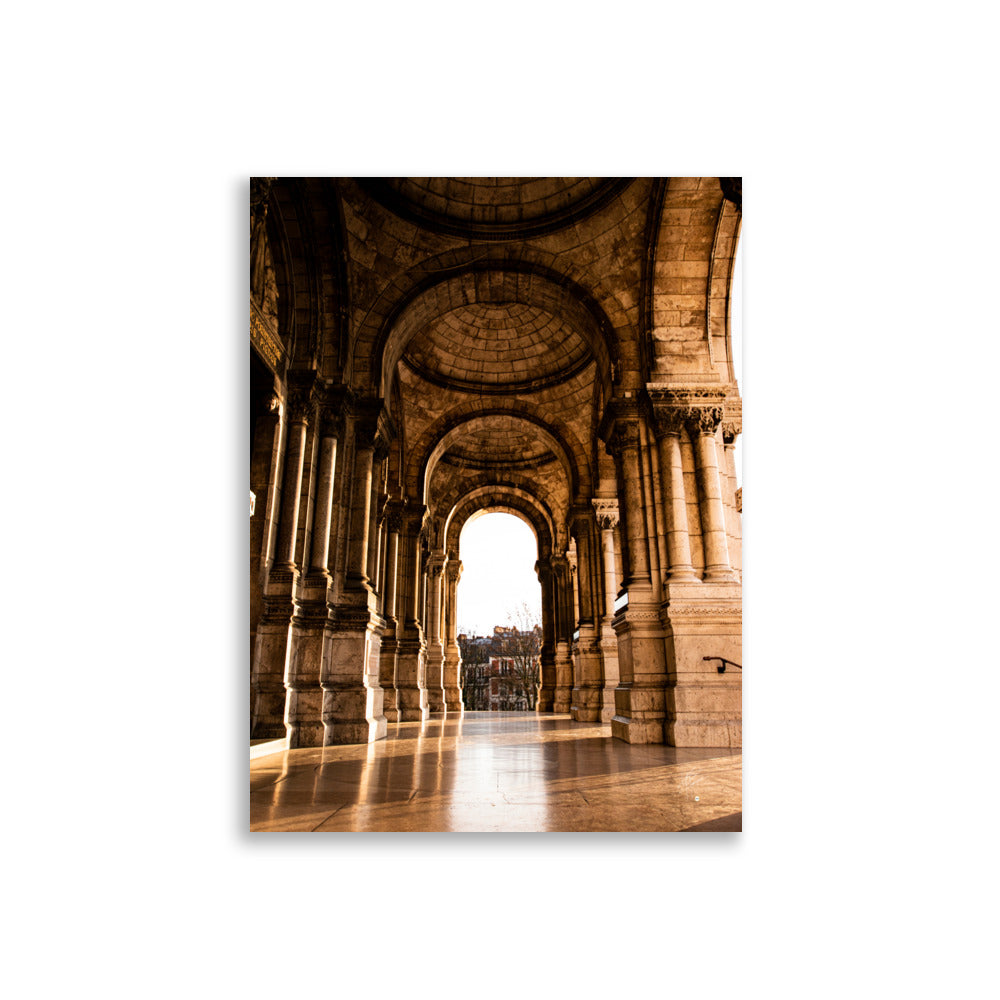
[250,712,742,833]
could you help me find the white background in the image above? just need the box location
[4,3,997,997]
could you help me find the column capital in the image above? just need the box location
[401,502,428,537]
[685,406,724,436]
[648,386,727,440]
[383,498,405,534]
[722,419,742,444]
[607,420,640,455]
[286,372,319,424]
[351,398,396,456]
[592,498,620,530]
[445,556,463,584]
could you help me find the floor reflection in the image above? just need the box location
[250,712,741,833]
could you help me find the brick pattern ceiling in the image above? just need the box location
[402,302,591,393]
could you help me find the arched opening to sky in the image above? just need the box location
[456,511,541,637]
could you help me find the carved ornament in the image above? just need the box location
[722,420,742,444]
[608,421,640,455]
[383,499,405,534]
[666,604,742,618]
[592,498,620,530]
[684,407,724,436]
[286,375,318,424]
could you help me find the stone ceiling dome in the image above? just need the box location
[401,301,592,393]
[440,419,557,470]
[358,177,631,239]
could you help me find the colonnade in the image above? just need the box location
[250,376,741,748]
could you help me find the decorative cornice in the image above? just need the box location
[665,604,742,618]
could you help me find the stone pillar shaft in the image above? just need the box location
[425,556,446,712]
[346,438,375,590]
[657,425,697,581]
[690,425,736,581]
[276,419,307,569]
[393,509,428,722]
[308,433,337,574]
[442,558,463,711]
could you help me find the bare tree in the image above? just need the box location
[459,604,542,711]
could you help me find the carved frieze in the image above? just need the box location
[665,604,742,618]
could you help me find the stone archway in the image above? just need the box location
[250,177,742,751]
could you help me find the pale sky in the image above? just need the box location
[456,512,541,636]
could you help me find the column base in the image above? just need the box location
[443,644,463,711]
[251,611,293,738]
[379,631,399,722]
[662,580,741,748]
[666,717,741,748]
[570,636,603,721]
[611,715,666,744]
[322,685,387,745]
[424,640,446,711]
[320,607,388,746]
[394,639,428,722]
[553,640,573,713]
[608,593,668,743]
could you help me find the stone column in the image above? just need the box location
[322,405,391,745]
[274,394,309,572]
[568,542,580,631]
[569,515,604,723]
[651,409,698,582]
[535,559,556,711]
[250,378,313,739]
[250,391,282,661]
[722,418,742,578]
[393,505,429,722]
[686,408,737,583]
[442,555,464,711]
[604,416,667,744]
[286,405,341,749]
[378,500,403,722]
[639,419,663,603]
[346,429,376,593]
[592,499,622,723]
[424,552,447,713]
[551,554,573,713]
[647,389,742,748]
